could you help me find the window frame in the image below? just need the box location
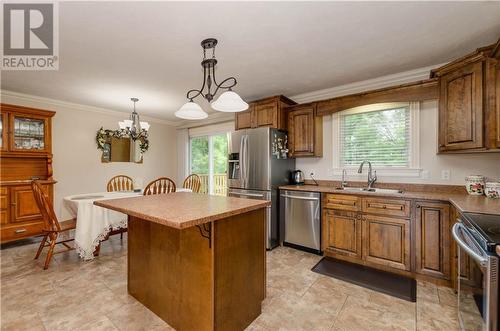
[332,102,421,177]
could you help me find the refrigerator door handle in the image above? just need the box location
[240,135,249,187]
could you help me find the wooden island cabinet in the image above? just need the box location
[95,193,269,331]
[0,104,56,243]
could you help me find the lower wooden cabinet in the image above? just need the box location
[322,194,455,283]
[0,182,53,243]
[415,201,451,279]
[362,215,411,271]
[323,209,362,259]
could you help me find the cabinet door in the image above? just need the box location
[438,61,484,151]
[10,185,47,223]
[254,100,278,128]
[0,113,8,151]
[323,210,362,259]
[0,187,9,225]
[10,114,51,153]
[362,215,411,271]
[289,107,313,156]
[415,202,451,279]
[496,64,500,148]
[235,106,253,130]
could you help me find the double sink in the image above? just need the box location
[335,187,404,194]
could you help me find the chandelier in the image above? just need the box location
[118,98,150,140]
[175,38,249,120]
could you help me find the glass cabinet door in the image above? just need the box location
[11,116,47,152]
[0,113,7,151]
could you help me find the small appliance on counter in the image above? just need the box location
[291,170,305,185]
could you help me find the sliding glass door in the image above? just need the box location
[190,133,228,196]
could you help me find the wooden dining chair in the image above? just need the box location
[105,175,133,240]
[143,177,176,195]
[32,180,77,270]
[107,175,134,192]
[182,174,201,193]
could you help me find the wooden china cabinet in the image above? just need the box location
[0,104,56,243]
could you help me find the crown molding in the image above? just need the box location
[0,89,179,126]
[289,63,445,104]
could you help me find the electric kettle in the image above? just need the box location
[291,170,305,185]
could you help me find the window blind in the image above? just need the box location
[339,106,410,167]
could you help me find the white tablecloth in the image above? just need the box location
[64,189,191,260]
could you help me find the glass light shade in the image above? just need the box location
[211,91,248,112]
[123,120,133,129]
[140,121,150,131]
[175,101,208,120]
[118,121,126,130]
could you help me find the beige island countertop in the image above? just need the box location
[94,191,270,229]
[280,184,500,215]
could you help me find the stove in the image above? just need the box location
[455,213,500,331]
[462,212,500,255]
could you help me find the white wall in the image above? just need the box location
[1,93,177,218]
[296,100,500,185]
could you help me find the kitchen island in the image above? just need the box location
[95,192,270,331]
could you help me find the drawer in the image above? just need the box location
[0,187,7,195]
[323,194,361,211]
[0,222,44,242]
[362,198,410,218]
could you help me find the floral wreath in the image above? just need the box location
[96,127,149,154]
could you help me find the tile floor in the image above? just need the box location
[1,235,460,331]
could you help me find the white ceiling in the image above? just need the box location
[2,1,500,122]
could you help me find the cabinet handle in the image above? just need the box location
[416,205,421,208]
[15,229,27,234]
[10,202,17,206]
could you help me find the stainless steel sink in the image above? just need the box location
[335,187,403,194]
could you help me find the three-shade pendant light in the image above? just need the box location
[175,38,248,120]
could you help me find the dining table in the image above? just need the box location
[63,189,191,260]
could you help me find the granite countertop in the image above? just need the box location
[280,185,500,215]
[94,192,270,229]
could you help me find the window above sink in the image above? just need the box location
[332,102,422,178]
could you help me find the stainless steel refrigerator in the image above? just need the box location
[227,127,295,249]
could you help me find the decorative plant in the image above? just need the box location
[95,127,149,153]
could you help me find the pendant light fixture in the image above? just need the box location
[118,98,150,140]
[175,38,248,120]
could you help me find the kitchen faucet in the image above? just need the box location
[358,161,377,189]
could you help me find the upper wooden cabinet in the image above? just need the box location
[287,103,323,157]
[431,42,499,153]
[234,95,296,131]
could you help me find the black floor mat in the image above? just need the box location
[311,257,416,302]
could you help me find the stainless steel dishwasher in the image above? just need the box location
[280,190,321,254]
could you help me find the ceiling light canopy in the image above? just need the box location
[176,38,248,120]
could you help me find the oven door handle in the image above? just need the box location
[452,222,488,267]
